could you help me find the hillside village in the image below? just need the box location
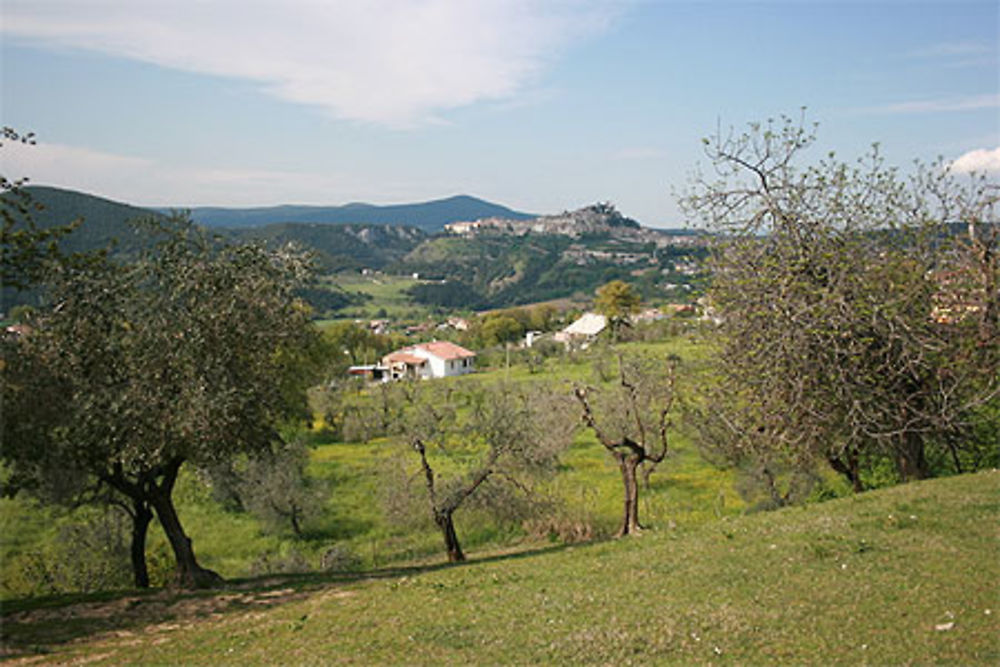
[445,201,706,247]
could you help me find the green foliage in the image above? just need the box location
[2,338,738,597]
[400,232,702,310]
[248,547,311,576]
[319,543,363,572]
[2,216,325,587]
[478,314,524,346]
[295,285,367,317]
[2,507,133,597]
[391,380,577,561]
[321,320,407,378]
[204,437,328,537]
[594,279,642,341]
[407,279,484,309]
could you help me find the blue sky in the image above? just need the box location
[2,0,997,227]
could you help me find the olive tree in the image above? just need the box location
[574,352,678,536]
[398,381,575,562]
[204,435,327,537]
[683,113,998,493]
[1,218,324,588]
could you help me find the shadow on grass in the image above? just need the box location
[0,539,597,659]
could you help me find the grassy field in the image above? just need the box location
[3,470,997,664]
[319,273,439,321]
[0,338,735,596]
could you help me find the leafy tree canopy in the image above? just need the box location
[595,279,642,341]
[2,216,327,587]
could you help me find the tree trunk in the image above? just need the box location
[435,510,465,562]
[945,434,964,475]
[640,460,659,491]
[147,461,222,589]
[130,499,153,588]
[896,432,928,482]
[827,449,863,493]
[617,454,643,537]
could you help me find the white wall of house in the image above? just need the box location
[445,356,474,377]
[411,348,474,378]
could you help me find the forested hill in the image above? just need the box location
[225,223,426,273]
[12,185,165,257]
[11,187,533,239]
[7,187,427,268]
[2,187,426,314]
[179,195,535,232]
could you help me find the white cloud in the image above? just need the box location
[0,139,391,205]
[949,147,1000,174]
[1,140,152,192]
[903,41,997,69]
[867,94,1000,115]
[2,0,621,127]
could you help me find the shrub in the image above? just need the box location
[320,544,362,572]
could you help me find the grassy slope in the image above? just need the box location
[3,471,997,664]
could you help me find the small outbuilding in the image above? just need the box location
[553,312,607,347]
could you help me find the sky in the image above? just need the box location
[1,0,997,228]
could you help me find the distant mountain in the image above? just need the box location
[1,187,422,316]
[178,195,535,232]
[2,187,708,314]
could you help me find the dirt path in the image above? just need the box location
[1,579,316,662]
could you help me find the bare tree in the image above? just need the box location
[574,353,677,536]
[682,113,999,492]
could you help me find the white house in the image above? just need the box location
[553,312,607,347]
[381,341,476,380]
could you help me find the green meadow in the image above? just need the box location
[319,273,439,321]
[3,471,996,664]
[1,339,734,594]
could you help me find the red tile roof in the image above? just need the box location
[384,351,426,366]
[416,341,476,360]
